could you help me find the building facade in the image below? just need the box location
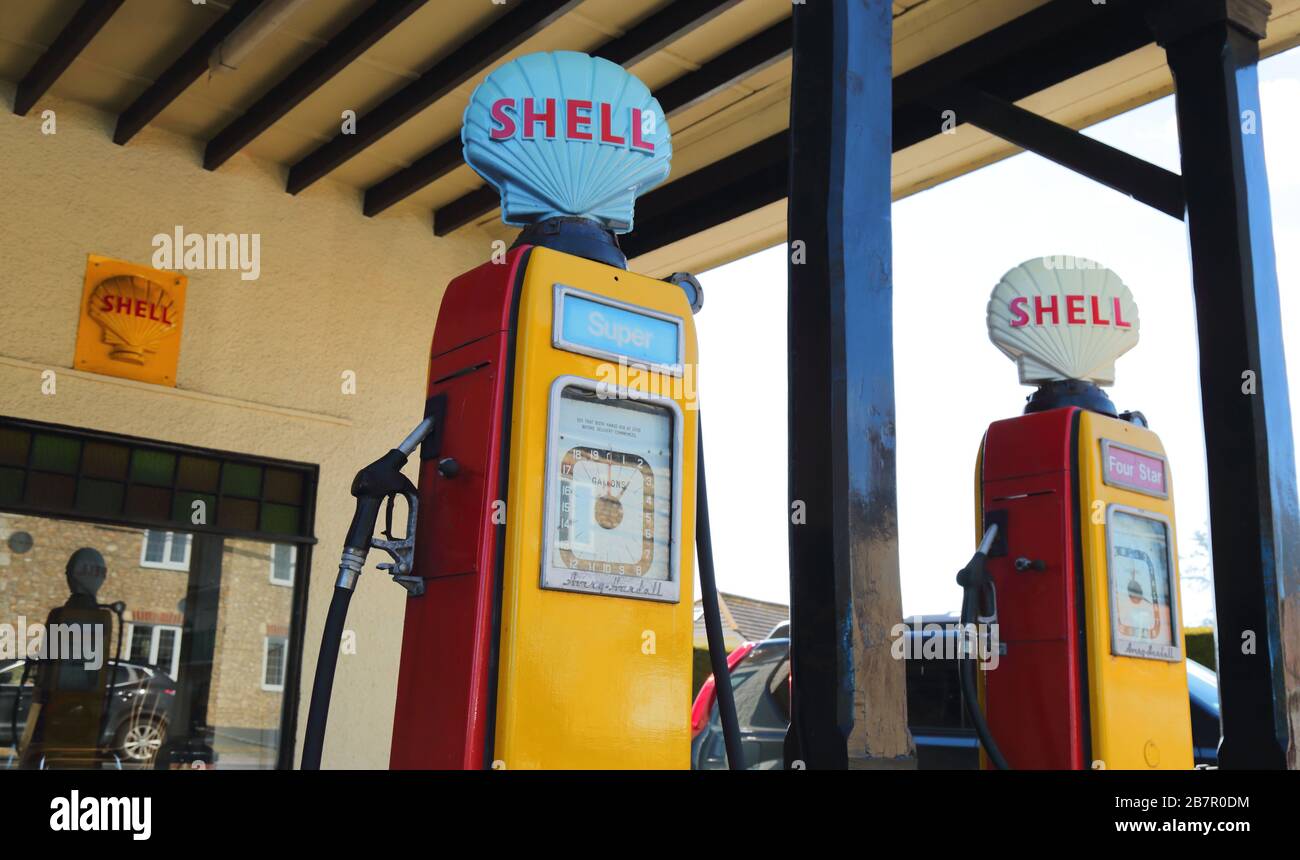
[0,78,491,768]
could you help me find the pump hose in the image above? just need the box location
[98,603,124,758]
[301,584,354,770]
[956,528,1011,770]
[9,660,31,757]
[696,419,745,770]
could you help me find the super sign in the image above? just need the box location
[461,51,672,233]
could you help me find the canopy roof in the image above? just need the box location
[5,0,1298,274]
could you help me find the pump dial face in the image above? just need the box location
[558,446,655,573]
[544,382,679,602]
[1106,508,1179,661]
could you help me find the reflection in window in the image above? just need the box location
[262,636,288,691]
[139,530,190,571]
[1,513,303,770]
[126,623,182,679]
[269,544,295,586]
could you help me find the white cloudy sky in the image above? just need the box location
[692,47,1300,628]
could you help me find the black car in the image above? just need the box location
[692,621,1222,769]
[1,657,176,766]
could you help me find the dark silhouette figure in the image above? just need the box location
[17,548,115,769]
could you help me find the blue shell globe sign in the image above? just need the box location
[462,51,672,234]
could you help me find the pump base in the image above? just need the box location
[1024,379,1116,416]
[512,217,627,269]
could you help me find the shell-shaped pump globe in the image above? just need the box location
[987,255,1141,386]
[461,50,673,234]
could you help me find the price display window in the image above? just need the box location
[1106,506,1181,661]
[542,378,682,603]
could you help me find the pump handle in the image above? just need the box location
[305,417,436,769]
[957,523,1011,770]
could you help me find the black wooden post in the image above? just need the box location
[786,0,909,769]
[1151,0,1300,768]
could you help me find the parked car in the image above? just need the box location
[691,619,1222,769]
[0,657,176,765]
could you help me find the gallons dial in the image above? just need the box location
[545,382,677,600]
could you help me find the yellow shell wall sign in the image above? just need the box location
[74,255,187,387]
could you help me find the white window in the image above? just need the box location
[269,543,296,587]
[125,623,182,678]
[262,636,288,691]
[140,530,191,571]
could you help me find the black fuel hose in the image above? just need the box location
[956,528,1010,770]
[98,602,125,756]
[301,422,431,770]
[696,419,745,770]
[301,585,354,770]
[10,660,31,757]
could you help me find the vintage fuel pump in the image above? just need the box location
[303,51,742,770]
[958,257,1194,770]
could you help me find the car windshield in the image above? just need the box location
[1185,659,1219,713]
[719,640,790,732]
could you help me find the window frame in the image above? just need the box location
[269,543,296,587]
[0,415,319,770]
[139,529,192,571]
[125,622,183,678]
[262,635,289,692]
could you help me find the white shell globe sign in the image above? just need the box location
[462,51,672,233]
[987,256,1141,386]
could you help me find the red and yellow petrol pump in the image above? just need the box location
[300,51,738,771]
[959,256,1194,770]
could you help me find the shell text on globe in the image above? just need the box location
[488,98,659,153]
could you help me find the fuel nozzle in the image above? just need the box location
[956,524,999,624]
[956,522,1010,770]
[337,417,435,594]
[305,416,436,770]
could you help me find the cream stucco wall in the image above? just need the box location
[0,80,494,768]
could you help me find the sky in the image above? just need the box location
[692,47,1300,628]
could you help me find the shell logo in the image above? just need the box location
[987,256,1140,386]
[74,255,187,387]
[88,275,181,365]
[461,51,672,233]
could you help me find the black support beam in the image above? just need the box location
[785,0,902,770]
[892,0,1151,149]
[619,133,786,259]
[13,0,125,117]
[1152,0,1299,769]
[364,138,462,217]
[371,0,752,219]
[286,0,580,195]
[623,0,1157,259]
[949,87,1185,219]
[204,0,428,171]
[653,18,791,115]
[114,0,266,146]
[592,0,741,67]
[432,186,501,236]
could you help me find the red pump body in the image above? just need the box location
[978,407,1088,770]
[389,248,531,769]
